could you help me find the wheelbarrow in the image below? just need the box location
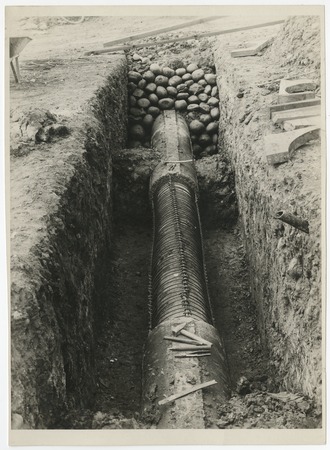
[10,37,32,83]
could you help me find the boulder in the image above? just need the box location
[150,63,162,75]
[162,67,175,78]
[158,98,175,110]
[189,120,205,134]
[176,68,186,76]
[186,63,199,73]
[191,69,205,82]
[204,73,217,85]
[174,100,187,111]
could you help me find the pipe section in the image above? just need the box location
[275,210,309,234]
[142,112,230,428]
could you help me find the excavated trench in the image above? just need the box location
[85,173,263,428]
[48,58,277,431]
[74,98,268,428]
[12,49,321,431]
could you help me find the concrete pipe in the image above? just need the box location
[141,111,230,428]
[275,210,309,234]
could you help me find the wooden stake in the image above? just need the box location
[164,336,202,345]
[169,345,211,352]
[158,379,217,405]
[175,353,211,358]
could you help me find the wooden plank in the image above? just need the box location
[103,16,224,47]
[158,379,217,406]
[180,329,213,346]
[182,349,213,355]
[278,92,315,105]
[164,336,202,345]
[281,79,317,93]
[264,126,320,165]
[231,37,273,58]
[283,116,321,131]
[169,344,211,351]
[271,106,320,125]
[85,20,285,55]
[175,353,211,358]
[278,78,317,104]
[269,98,321,118]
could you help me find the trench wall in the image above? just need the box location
[214,22,322,404]
[10,56,127,428]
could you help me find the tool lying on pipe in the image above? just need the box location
[141,111,230,429]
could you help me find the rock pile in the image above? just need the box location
[128,62,219,159]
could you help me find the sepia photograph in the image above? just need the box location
[5,3,326,446]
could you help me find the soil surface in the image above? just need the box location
[9,13,322,431]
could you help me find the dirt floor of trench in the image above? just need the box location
[57,220,268,429]
[57,211,320,430]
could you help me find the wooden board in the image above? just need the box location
[264,126,320,165]
[158,379,217,406]
[278,92,315,105]
[283,116,321,131]
[271,106,320,125]
[269,98,321,118]
[230,37,273,58]
[103,16,224,47]
[85,20,285,55]
[278,78,317,104]
[169,344,211,351]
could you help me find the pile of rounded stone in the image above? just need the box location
[128,62,219,159]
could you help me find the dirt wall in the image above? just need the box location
[10,56,127,429]
[214,17,322,405]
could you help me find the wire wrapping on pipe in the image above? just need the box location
[142,111,231,427]
[149,111,214,328]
